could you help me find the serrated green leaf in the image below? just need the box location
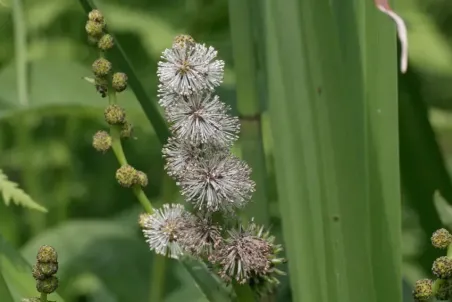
[0,169,47,212]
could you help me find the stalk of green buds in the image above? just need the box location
[413,228,452,301]
[84,9,151,213]
[22,245,59,302]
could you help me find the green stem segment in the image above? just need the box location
[107,88,153,213]
[40,293,47,302]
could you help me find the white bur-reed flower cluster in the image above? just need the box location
[140,34,285,295]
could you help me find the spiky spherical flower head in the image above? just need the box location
[112,72,128,92]
[433,256,452,279]
[173,34,196,49]
[165,93,240,147]
[92,130,112,153]
[36,276,58,294]
[104,104,126,125]
[179,152,255,213]
[98,34,114,51]
[136,171,148,187]
[412,279,433,301]
[157,85,183,109]
[247,223,286,296]
[88,9,104,24]
[120,122,133,138]
[115,164,137,188]
[92,58,112,77]
[141,203,190,259]
[162,137,203,179]
[138,213,148,228]
[179,214,222,257]
[36,245,58,263]
[210,226,272,284]
[435,279,452,300]
[157,43,224,95]
[432,228,452,249]
[33,262,58,279]
[85,20,104,37]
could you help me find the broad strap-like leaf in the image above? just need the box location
[0,169,47,212]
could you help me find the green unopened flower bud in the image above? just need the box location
[32,264,45,280]
[120,122,133,138]
[136,171,148,187]
[37,245,58,263]
[173,34,195,49]
[88,9,104,24]
[116,164,137,188]
[112,72,128,92]
[36,276,58,294]
[138,213,148,229]
[412,279,433,301]
[432,228,452,249]
[92,58,112,77]
[433,256,452,279]
[33,262,58,279]
[104,104,126,125]
[435,279,452,300]
[92,130,112,153]
[98,34,114,51]
[85,20,104,37]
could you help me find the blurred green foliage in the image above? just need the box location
[1,0,452,301]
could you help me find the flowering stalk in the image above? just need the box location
[413,228,452,301]
[83,8,285,300]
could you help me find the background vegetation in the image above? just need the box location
[0,0,452,301]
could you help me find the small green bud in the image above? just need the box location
[85,20,104,37]
[432,256,452,279]
[92,130,112,153]
[36,276,58,294]
[92,58,112,77]
[432,228,452,249]
[173,34,195,49]
[33,262,58,278]
[37,245,58,263]
[412,279,433,301]
[88,9,104,24]
[104,104,126,125]
[435,280,452,300]
[112,72,128,92]
[98,34,114,51]
[136,171,148,187]
[138,213,148,228]
[120,122,133,138]
[116,164,137,188]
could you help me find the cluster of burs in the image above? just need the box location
[138,32,286,295]
[86,10,148,189]
[414,228,452,301]
[22,245,59,302]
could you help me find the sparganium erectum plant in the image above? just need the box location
[82,8,286,300]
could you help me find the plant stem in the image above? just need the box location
[40,293,47,302]
[12,0,28,106]
[107,88,153,213]
[149,254,167,302]
[232,281,255,302]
